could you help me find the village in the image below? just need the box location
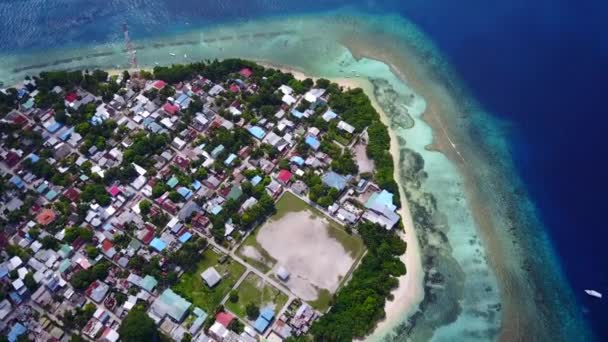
[0,60,403,342]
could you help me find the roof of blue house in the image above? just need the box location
[150,238,167,252]
[254,316,270,333]
[167,176,179,189]
[177,187,193,200]
[322,171,349,191]
[260,307,275,321]
[178,232,192,243]
[28,153,40,163]
[224,153,237,166]
[290,156,305,166]
[305,136,320,150]
[9,176,24,189]
[251,175,262,186]
[248,126,266,140]
[291,109,304,119]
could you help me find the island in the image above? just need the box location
[0,59,413,342]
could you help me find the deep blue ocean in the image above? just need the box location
[1,0,606,339]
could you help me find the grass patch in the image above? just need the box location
[173,248,246,312]
[225,273,288,320]
[309,288,333,312]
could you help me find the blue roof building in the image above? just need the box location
[248,126,266,140]
[305,136,321,150]
[167,176,179,189]
[59,127,74,141]
[211,205,223,215]
[28,153,40,163]
[191,180,202,191]
[46,122,63,133]
[45,189,59,201]
[322,109,338,121]
[8,323,26,342]
[177,187,193,200]
[251,175,262,186]
[260,307,275,321]
[254,316,271,333]
[322,171,350,191]
[179,232,192,243]
[36,183,48,194]
[9,176,24,189]
[290,156,305,166]
[291,109,304,119]
[224,153,237,166]
[150,238,167,252]
[211,145,225,158]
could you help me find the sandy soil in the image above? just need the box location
[240,245,266,264]
[353,141,375,174]
[256,211,356,300]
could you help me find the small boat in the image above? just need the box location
[169,52,176,56]
[184,54,188,59]
[154,62,160,65]
[585,289,602,299]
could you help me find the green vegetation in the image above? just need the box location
[225,273,288,320]
[172,249,246,312]
[70,261,111,290]
[119,305,161,342]
[310,222,406,341]
[328,88,400,207]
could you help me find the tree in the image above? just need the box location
[246,303,260,320]
[118,305,160,342]
[24,273,38,291]
[229,291,239,303]
[228,319,244,333]
[139,199,152,216]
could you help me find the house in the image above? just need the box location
[277,170,293,186]
[305,135,321,151]
[248,126,266,140]
[152,80,167,90]
[276,266,290,281]
[172,137,186,150]
[337,120,356,134]
[322,171,350,191]
[200,267,221,288]
[322,109,338,122]
[363,189,401,230]
[163,103,179,116]
[215,311,234,328]
[148,289,192,323]
[239,68,253,78]
[36,209,56,226]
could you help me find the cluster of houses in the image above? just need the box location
[0,63,400,341]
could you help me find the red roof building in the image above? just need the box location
[102,240,113,253]
[3,151,21,168]
[36,209,57,226]
[152,80,167,90]
[163,103,179,115]
[239,68,253,78]
[108,185,121,197]
[277,170,293,185]
[229,84,240,93]
[63,188,80,202]
[215,312,234,328]
[65,92,78,103]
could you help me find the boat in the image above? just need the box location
[184,54,188,59]
[154,62,160,65]
[585,289,602,298]
[169,52,176,56]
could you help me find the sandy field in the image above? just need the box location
[256,211,356,301]
[353,141,375,174]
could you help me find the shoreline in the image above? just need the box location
[260,61,426,337]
